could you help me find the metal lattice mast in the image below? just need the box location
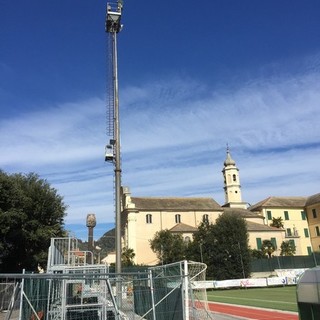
[105,1,123,276]
[106,33,114,137]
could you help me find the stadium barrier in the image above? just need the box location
[193,268,306,289]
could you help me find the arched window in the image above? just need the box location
[233,174,237,182]
[146,214,152,224]
[202,214,209,222]
[175,214,181,223]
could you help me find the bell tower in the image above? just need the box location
[222,147,247,208]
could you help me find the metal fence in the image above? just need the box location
[251,254,320,273]
[0,261,212,320]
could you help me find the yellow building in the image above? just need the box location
[305,193,320,252]
[120,149,285,265]
[249,197,312,255]
[223,207,285,253]
[121,193,223,265]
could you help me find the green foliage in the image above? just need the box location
[188,212,251,280]
[261,239,276,258]
[280,240,296,256]
[150,229,187,264]
[270,217,284,229]
[122,247,135,266]
[187,221,216,270]
[249,249,266,259]
[0,171,67,272]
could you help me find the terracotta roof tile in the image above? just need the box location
[246,221,285,232]
[223,207,262,218]
[249,196,307,211]
[131,197,222,211]
[169,223,198,233]
[306,193,320,206]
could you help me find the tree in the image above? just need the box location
[0,171,67,272]
[270,217,284,229]
[260,239,276,258]
[187,221,217,276]
[122,247,135,266]
[212,212,251,280]
[188,212,251,280]
[280,241,296,256]
[249,249,265,259]
[150,230,187,264]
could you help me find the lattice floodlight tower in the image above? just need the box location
[106,1,123,33]
[105,1,123,275]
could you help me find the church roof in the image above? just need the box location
[130,197,222,211]
[246,221,285,232]
[223,207,263,219]
[169,223,198,233]
[248,196,307,211]
[306,193,320,206]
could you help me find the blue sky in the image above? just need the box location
[1,1,320,240]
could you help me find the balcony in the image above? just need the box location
[285,229,299,238]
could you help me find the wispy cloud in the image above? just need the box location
[1,98,106,168]
[1,57,320,229]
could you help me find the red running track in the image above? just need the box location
[207,302,299,320]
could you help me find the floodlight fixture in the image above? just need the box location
[106,3,122,33]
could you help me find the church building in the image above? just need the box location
[120,149,287,265]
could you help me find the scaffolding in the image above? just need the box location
[0,237,213,320]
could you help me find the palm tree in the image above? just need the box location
[121,247,135,266]
[261,240,276,258]
[270,217,284,229]
[280,241,296,256]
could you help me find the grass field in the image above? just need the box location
[207,286,298,312]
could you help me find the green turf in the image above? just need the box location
[207,286,298,312]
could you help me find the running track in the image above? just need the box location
[207,302,299,320]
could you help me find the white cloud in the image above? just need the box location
[0,98,106,168]
[121,71,320,154]
[1,61,320,227]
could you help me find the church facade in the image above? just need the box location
[120,149,297,265]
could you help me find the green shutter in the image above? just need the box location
[304,228,309,237]
[307,247,312,255]
[301,211,306,220]
[284,211,289,220]
[271,237,277,249]
[256,238,262,249]
[267,211,272,220]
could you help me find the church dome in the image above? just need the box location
[224,149,236,166]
